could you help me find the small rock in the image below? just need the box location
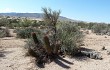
[105,36,107,38]
[102,46,106,50]
[107,51,110,55]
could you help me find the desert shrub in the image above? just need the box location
[0,18,9,27]
[0,17,21,28]
[8,22,20,29]
[16,28,41,39]
[88,22,96,29]
[92,23,108,35]
[13,28,20,33]
[31,21,46,27]
[24,22,84,66]
[77,22,88,29]
[25,22,84,56]
[25,26,84,66]
[57,22,84,55]
[24,8,84,66]
[19,22,30,27]
[31,22,39,27]
[0,28,11,38]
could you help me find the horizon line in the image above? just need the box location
[0,12,110,24]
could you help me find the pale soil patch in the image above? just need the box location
[0,37,37,70]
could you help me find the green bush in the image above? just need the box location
[57,22,84,55]
[77,22,88,29]
[14,27,43,39]
[0,18,9,27]
[13,28,20,33]
[25,22,84,56]
[24,7,84,65]
[31,21,46,27]
[0,28,11,38]
[24,22,84,66]
[16,28,41,39]
[92,23,108,34]
[88,22,96,29]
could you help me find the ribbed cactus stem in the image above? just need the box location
[31,32,39,45]
[54,44,60,54]
[43,36,52,54]
[54,40,61,54]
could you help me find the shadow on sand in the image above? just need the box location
[35,47,95,68]
[0,49,5,57]
[53,56,73,69]
[36,56,73,69]
[73,47,95,61]
[0,49,13,58]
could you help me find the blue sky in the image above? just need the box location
[0,0,110,23]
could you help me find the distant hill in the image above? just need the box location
[0,13,77,22]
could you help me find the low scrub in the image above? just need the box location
[57,22,84,55]
[0,28,11,38]
[24,8,84,66]
[92,23,108,34]
[25,22,84,66]
[16,27,41,39]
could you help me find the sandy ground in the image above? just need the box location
[0,29,37,70]
[0,30,110,70]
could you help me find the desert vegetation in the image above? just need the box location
[0,8,110,70]
[23,8,84,66]
[0,8,84,66]
[0,27,11,38]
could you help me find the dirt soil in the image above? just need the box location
[0,30,110,70]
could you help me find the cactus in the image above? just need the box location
[43,36,52,54]
[31,32,39,45]
[27,47,39,57]
[54,44,60,54]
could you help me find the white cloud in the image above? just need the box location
[0,8,14,13]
